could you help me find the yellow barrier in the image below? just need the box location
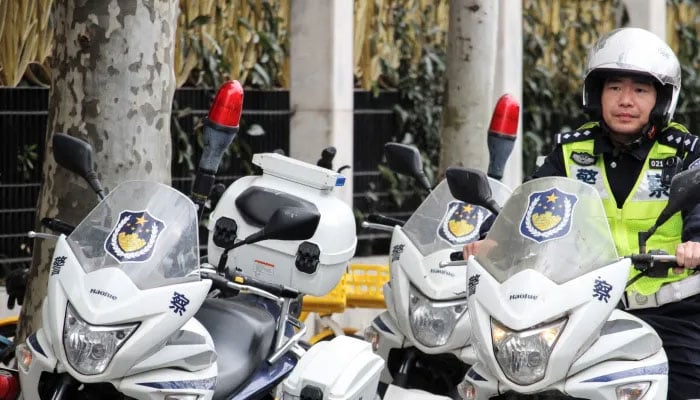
[302,264,390,315]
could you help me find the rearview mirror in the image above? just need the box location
[235,207,321,248]
[639,167,700,251]
[654,168,700,228]
[445,167,500,215]
[53,133,105,199]
[384,143,431,191]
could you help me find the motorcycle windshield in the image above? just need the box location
[68,181,200,290]
[476,177,619,284]
[404,180,502,256]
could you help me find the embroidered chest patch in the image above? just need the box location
[520,188,578,243]
[574,167,599,185]
[645,171,670,199]
[437,201,489,246]
[105,210,166,263]
[570,151,596,166]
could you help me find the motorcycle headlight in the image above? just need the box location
[491,317,567,386]
[63,303,138,375]
[409,285,467,347]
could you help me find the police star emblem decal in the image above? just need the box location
[105,210,166,263]
[520,188,578,243]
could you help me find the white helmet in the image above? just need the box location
[583,27,681,126]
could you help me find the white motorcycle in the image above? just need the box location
[444,167,700,399]
[10,132,383,400]
[362,143,511,400]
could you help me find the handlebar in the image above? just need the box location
[628,253,678,277]
[202,269,300,301]
[41,217,75,235]
[366,214,405,227]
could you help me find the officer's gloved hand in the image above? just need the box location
[6,267,28,309]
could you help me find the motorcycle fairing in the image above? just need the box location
[568,309,662,375]
[370,311,405,384]
[390,229,468,301]
[467,258,630,393]
[388,232,471,354]
[43,237,213,383]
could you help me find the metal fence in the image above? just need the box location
[0,87,403,273]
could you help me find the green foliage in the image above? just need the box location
[16,143,38,181]
[667,1,700,134]
[172,1,288,175]
[378,3,445,206]
[243,1,288,89]
[520,1,624,176]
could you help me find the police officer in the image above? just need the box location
[463,27,700,398]
[531,28,700,399]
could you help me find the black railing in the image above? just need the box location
[0,88,404,272]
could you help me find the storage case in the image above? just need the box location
[281,336,384,400]
[207,153,357,296]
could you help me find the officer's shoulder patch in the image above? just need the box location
[658,128,700,155]
[555,129,595,145]
[570,151,596,166]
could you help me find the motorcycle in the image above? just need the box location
[361,143,511,400]
[5,80,384,399]
[362,95,520,400]
[444,166,700,399]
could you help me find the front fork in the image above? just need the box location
[48,374,77,400]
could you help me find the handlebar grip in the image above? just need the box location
[228,271,300,299]
[206,271,240,294]
[367,214,405,227]
[629,253,678,276]
[203,269,300,299]
[41,218,75,235]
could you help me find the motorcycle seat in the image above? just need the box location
[195,297,276,399]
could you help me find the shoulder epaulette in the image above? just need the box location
[554,123,599,145]
[664,121,690,134]
[658,123,699,154]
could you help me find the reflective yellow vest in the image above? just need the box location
[561,122,689,295]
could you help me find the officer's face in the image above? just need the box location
[601,76,657,136]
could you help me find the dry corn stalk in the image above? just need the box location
[0,0,53,87]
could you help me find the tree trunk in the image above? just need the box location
[18,0,178,340]
[439,0,499,175]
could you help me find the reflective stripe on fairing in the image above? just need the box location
[581,363,668,383]
[137,377,217,390]
[467,368,487,381]
[28,333,46,357]
[374,316,393,334]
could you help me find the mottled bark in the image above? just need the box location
[439,0,499,176]
[18,0,178,340]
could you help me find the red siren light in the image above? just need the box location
[488,94,520,138]
[207,80,244,128]
[0,369,19,400]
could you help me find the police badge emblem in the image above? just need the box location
[520,188,578,243]
[570,151,596,166]
[437,201,489,246]
[105,210,166,262]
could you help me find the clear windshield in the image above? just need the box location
[403,179,509,256]
[476,177,618,284]
[68,181,200,290]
